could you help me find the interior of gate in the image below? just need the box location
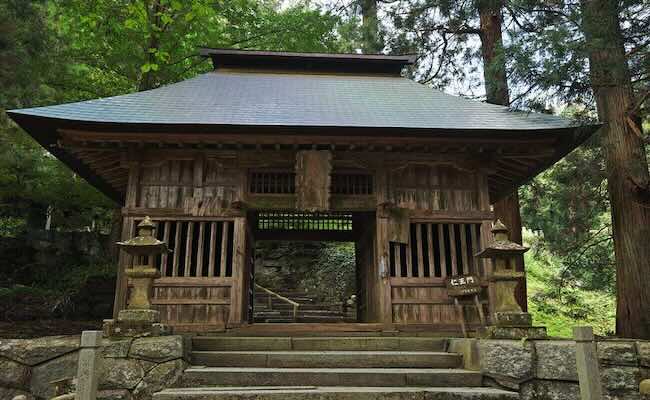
[250,210,377,324]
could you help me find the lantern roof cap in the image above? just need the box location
[475,220,529,258]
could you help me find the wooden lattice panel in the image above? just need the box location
[256,211,353,231]
[249,171,296,194]
[389,222,483,278]
[331,173,374,195]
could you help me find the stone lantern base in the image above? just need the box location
[478,311,547,340]
[102,309,170,338]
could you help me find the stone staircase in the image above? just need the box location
[154,336,519,399]
[253,290,356,323]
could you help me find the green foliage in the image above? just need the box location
[1,0,353,234]
[520,133,614,293]
[305,242,356,301]
[526,240,615,337]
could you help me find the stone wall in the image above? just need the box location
[0,335,189,400]
[476,338,650,400]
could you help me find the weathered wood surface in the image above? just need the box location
[388,222,488,326]
[295,150,332,212]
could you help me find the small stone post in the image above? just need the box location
[573,326,603,400]
[75,330,103,400]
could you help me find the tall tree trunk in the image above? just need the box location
[477,0,527,311]
[359,0,382,53]
[582,0,650,339]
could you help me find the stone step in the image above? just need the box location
[180,367,483,388]
[254,317,356,324]
[154,386,519,400]
[192,337,448,352]
[191,351,462,369]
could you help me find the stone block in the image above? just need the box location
[129,336,184,363]
[100,358,153,390]
[447,339,479,371]
[494,312,532,327]
[599,341,638,366]
[480,326,547,340]
[103,338,134,358]
[535,340,579,381]
[30,352,78,399]
[638,342,650,368]
[98,389,133,400]
[604,392,642,400]
[118,309,160,323]
[479,339,534,384]
[0,387,34,400]
[520,379,580,400]
[0,336,80,366]
[132,359,187,400]
[0,358,31,389]
[601,366,642,391]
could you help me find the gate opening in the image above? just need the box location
[248,211,375,324]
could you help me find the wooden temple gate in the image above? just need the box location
[9,50,591,334]
[114,149,495,333]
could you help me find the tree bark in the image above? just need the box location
[477,0,527,311]
[582,0,650,339]
[359,0,382,53]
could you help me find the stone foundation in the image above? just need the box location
[474,338,650,400]
[0,335,189,400]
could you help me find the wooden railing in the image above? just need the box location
[255,283,300,322]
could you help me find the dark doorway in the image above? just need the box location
[247,211,376,324]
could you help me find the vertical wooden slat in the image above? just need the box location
[184,222,194,277]
[394,243,402,277]
[470,224,480,275]
[416,224,424,278]
[405,232,413,278]
[220,221,229,277]
[449,224,458,276]
[460,224,469,275]
[196,222,205,277]
[161,221,171,277]
[427,224,435,278]
[438,224,447,278]
[172,221,182,277]
[208,222,217,277]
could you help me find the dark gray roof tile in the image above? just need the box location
[9,71,576,131]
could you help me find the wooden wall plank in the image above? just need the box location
[184,221,194,277]
[196,221,205,277]
[220,221,229,278]
[427,224,435,278]
[460,224,469,275]
[172,221,182,277]
[438,224,447,278]
[416,224,424,278]
[449,224,458,276]
[208,222,217,277]
[161,221,171,276]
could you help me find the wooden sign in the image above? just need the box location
[445,274,481,297]
[445,274,484,337]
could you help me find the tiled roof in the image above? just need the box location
[8,71,578,131]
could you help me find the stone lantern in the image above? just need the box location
[476,220,547,339]
[103,216,169,337]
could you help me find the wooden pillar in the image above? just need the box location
[375,168,394,329]
[229,216,247,326]
[113,159,140,318]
